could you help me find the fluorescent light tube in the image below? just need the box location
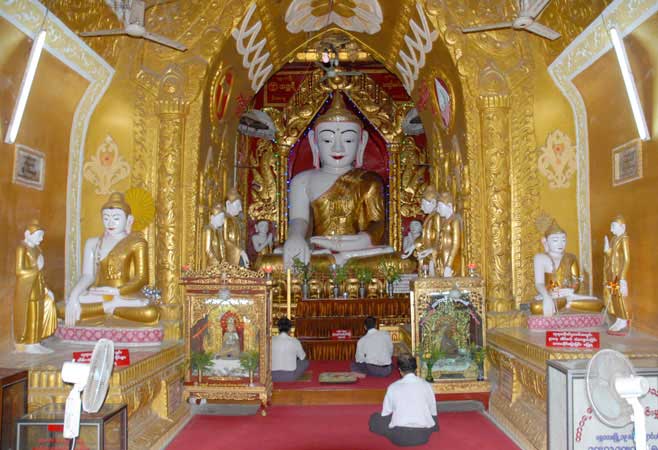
[5,29,47,144]
[609,27,650,141]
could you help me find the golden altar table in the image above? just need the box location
[488,327,658,450]
[295,297,410,360]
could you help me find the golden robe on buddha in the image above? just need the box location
[224,214,246,266]
[14,242,56,344]
[310,168,385,243]
[435,214,461,276]
[603,232,630,321]
[530,252,603,315]
[202,225,225,268]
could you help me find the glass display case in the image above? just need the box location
[16,403,126,450]
[411,277,488,384]
[181,262,271,414]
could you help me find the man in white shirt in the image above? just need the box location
[369,353,439,446]
[271,317,309,382]
[350,316,394,377]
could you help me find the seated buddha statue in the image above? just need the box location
[530,220,603,316]
[14,220,57,353]
[603,215,630,335]
[215,316,241,360]
[256,91,414,273]
[58,192,159,326]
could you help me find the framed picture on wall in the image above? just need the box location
[12,145,45,190]
[612,138,642,186]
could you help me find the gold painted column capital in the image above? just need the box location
[477,94,511,110]
[156,97,190,117]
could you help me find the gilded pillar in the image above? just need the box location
[388,143,402,252]
[478,95,514,311]
[277,144,288,243]
[155,97,189,339]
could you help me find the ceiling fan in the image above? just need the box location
[461,0,560,41]
[80,0,187,51]
[315,44,362,82]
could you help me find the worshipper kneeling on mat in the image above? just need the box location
[271,317,309,382]
[369,353,439,447]
[350,316,394,377]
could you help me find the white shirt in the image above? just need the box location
[355,328,393,366]
[271,332,306,371]
[382,373,437,428]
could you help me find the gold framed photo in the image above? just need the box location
[612,138,642,186]
[13,145,45,190]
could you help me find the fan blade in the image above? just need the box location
[340,71,363,76]
[314,61,328,71]
[525,21,560,40]
[523,0,551,19]
[143,31,187,51]
[79,29,127,37]
[462,22,514,33]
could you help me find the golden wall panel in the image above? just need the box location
[0,17,88,348]
[574,16,658,337]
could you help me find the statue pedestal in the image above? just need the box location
[55,323,164,345]
[527,313,604,331]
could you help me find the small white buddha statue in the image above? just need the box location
[224,187,250,267]
[435,192,461,278]
[401,220,422,258]
[413,185,442,275]
[60,192,159,326]
[603,215,630,335]
[251,220,273,255]
[216,316,241,360]
[531,219,603,316]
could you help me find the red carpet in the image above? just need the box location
[274,360,398,390]
[167,405,519,450]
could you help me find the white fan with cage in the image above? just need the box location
[461,0,560,41]
[315,44,362,82]
[62,339,115,441]
[586,349,650,450]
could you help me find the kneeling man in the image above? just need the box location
[351,316,393,377]
[271,317,309,382]
[369,354,439,447]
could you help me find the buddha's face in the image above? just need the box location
[421,198,437,214]
[226,199,242,217]
[437,201,453,218]
[24,229,44,247]
[409,221,422,235]
[311,121,367,171]
[544,232,567,255]
[256,221,269,234]
[227,317,236,332]
[102,208,129,237]
[611,221,625,237]
[210,212,225,229]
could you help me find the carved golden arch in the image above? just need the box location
[244,70,427,252]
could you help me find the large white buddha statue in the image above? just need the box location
[257,91,414,272]
[531,219,603,316]
[58,192,159,326]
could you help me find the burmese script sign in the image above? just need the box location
[331,329,352,340]
[73,348,131,367]
[545,331,600,350]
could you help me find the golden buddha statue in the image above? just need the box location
[435,192,461,277]
[531,219,603,316]
[201,204,226,269]
[14,220,57,353]
[255,91,414,273]
[603,215,630,335]
[224,187,250,267]
[58,192,159,326]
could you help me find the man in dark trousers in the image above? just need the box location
[369,353,439,446]
[350,316,394,377]
[271,317,309,382]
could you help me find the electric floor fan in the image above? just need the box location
[61,338,115,443]
[586,349,649,450]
